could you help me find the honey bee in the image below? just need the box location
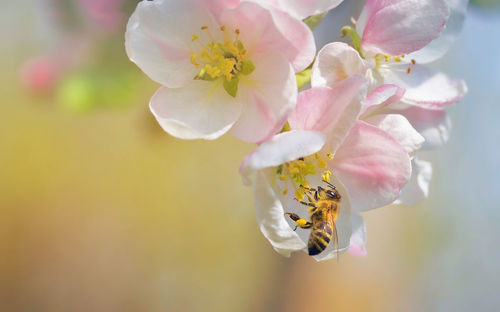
[285,181,341,256]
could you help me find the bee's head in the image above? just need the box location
[317,185,341,200]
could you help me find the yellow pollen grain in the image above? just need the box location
[190,54,199,67]
[317,158,327,169]
[191,34,199,41]
[296,219,308,227]
[327,153,333,159]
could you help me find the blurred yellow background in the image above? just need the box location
[1,1,499,311]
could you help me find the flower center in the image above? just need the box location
[190,25,255,97]
[374,53,416,74]
[276,152,334,201]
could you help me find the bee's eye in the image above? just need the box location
[326,190,338,199]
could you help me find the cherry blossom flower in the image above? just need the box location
[125,0,315,143]
[311,0,467,110]
[240,76,412,259]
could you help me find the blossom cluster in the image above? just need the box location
[125,0,467,260]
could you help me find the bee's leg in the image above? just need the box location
[284,212,312,231]
[296,200,318,213]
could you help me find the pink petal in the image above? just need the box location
[395,106,451,149]
[361,84,405,116]
[289,75,367,154]
[357,0,450,55]
[249,0,344,20]
[231,51,297,144]
[331,121,411,212]
[149,82,242,140]
[394,157,432,205]
[383,65,467,109]
[407,0,468,64]
[364,114,424,157]
[311,42,369,88]
[239,130,326,183]
[220,2,316,72]
[125,0,219,88]
[348,213,367,257]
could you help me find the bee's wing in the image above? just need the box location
[330,203,340,261]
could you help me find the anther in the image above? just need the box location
[235,29,240,35]
[191,34,199,41]
[201,25,208,30]
[407,66,411,74]
[220,25,226,32]
[350,16,357,25]
[411,59,416,65]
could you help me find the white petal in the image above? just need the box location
[253,169,305,256]
[239,130,326,184]
[394,157,433,205]
[231,51,297,144]
[348,213,367,257]
[396,106,452,149]
[383,65,467,109]
[364,114,425,157]
[150,81,242,140]
[125,0,219,88]
[248,0,344,20]
[311,42,368,88]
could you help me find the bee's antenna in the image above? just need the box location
[322,180,336,189]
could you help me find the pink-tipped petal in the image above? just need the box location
[331,121,411,212]
[361,84,405,116]
[311,42,369,88]
[364,114,424,157]
[358,0,450,55]
[407,0,468,64]
[150,82,242,140]
[395,106,451,149]
[125,0,218,88]
[394,157,432,205]
[220,2,316,72]
[231,51,297,144]
[250,0,344,20]
[348,213,367,257]
[383,65,467,109]
[289,75,367,154]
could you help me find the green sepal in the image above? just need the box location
[296,68,312,89]
[240,60,255,75]
[223,76,239,97]
[303,12,328,30]
[341,26,362,55]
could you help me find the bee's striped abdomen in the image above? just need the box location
[307,216,334,256]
